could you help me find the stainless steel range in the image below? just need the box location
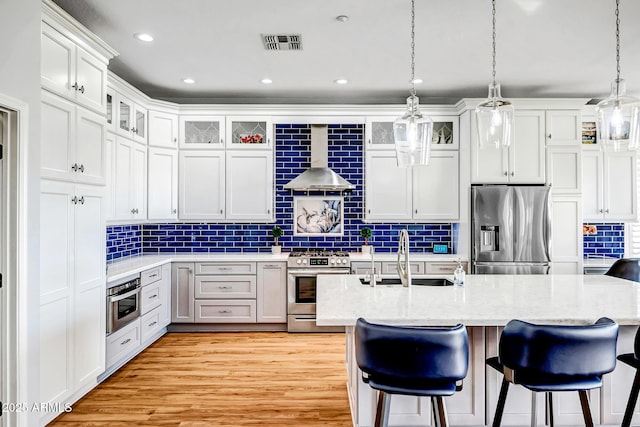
[287,249,350,332]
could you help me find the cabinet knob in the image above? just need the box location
[78,196,85,205]
[173,137,177,143]
[72,82,79,91]
[510,171,515,176]
[415,209,418,214]
[220,209,223,214]
[368,139,372,145]
[131,208,136,214]
[504,172,508,176]
[267,209,270,214]
[71,196,78,205]
[599,209,604,213]
[368,209,371,214]
[173,209,177,214]
[548,133,552,139]
[78,164,84,173]
[78,85,85,94]
[220,138,224,144]
[71,163,79,172]
[605,209,610,214]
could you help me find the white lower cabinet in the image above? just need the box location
[171,262,195,323]
[257,262,287,323]
[106,319,141,369]
[195,300,257,323]
[140,307,163,344]
[40,180,105,419]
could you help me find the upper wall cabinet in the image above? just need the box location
[148,110,179,148]
[226,116,273,149]
[179,115,225,149]
[545,110,581,146]
[116,94,147,144]
[365,116,459,150]
[41,91,106,186]
[41,22,108,114]
[472,110,546,184]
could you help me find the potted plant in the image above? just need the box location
[271,226,283,254]
[360,227,372,254]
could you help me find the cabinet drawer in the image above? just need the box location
[141,281,163,315]
[196,262,256,275]
[140,307,163,344]
[141,266,162,286]
[381,261,425,275]
[425,262,462,275]
[106,319,140,369]
[195,275,256,299]
[194,300,257,323]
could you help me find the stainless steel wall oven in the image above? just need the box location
[107,274,141,335]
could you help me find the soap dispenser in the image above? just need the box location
[453,259,465,286]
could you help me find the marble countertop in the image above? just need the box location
[106,252,465,283]
[583,257,619,268]
[316,274,640,327]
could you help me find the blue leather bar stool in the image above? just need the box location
[605,258,640,282]
[355,318,469,427]
[486,318,618,427]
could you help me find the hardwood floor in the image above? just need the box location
[49,332,353,426]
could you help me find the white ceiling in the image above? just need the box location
[52,0,640,105]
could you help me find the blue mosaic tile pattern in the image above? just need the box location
[106,225,142,261]
[583,222,624,258]
[136,124,453,255]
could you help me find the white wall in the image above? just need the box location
[0,0,41,425]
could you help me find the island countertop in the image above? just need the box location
[316,274,640,327]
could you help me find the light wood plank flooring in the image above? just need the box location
[49,332,353,426]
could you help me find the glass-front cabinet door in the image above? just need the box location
[179,115,225,149]
[365,115,459,150]
[105,87,115,132]
[118,96,132,135]
[226,116,273,149]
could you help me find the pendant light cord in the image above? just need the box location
[615,0,621,97]
[491,0,497,86]
[410,0,416,97]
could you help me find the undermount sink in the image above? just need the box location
[360,277,454,286]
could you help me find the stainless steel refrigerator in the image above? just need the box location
[472,185,551,274]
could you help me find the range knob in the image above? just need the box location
[302,259,307,265]
[331,258,336,265]
[296,259,302,265]
[342,259,348,265]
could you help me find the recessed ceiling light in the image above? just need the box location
[261,78,273,84]
[183,78,195,84]
[336,15,349,22]
[134,33,154,42]
[411,78,423,84]
[334,78,348,85]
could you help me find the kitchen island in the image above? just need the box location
[316,274,640,427]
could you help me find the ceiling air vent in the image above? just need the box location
[262,34,302,51]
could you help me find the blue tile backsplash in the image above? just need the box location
[107,124,455,259]
[583,222,625,258]
[106,225,142,261]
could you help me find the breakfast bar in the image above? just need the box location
[316,274,640,427]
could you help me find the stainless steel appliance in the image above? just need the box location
[287,249,350,332]
[107,274,141,335]
[472,185,551,274]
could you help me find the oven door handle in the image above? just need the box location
[109,287,141,303]
[289,269,350,276]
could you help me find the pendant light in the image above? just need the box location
[475,0,514,149]
[596,0,640,152]
[393,0,433,167]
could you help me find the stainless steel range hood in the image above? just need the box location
[283,124,355,191]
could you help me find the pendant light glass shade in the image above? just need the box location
[596,79,640,152]
[476,83,514,148]
[393,95,433,167]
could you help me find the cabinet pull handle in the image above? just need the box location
[78,196,85,205]
[218,267,231,271]
[149,321,157,327]
[121,338,131,345]
[368,138,372,145]
[503,172,508,176]
[71,163,79,172]
[148,273,157,278]
[368,209,371,214]
[71,196,78,204]
[149,294,158,299]
[218,285,232,289]
[218,309,232,314]
[72,82,79,91]
[79,164,84,173]
[267,209,270,214]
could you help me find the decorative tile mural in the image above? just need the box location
[582,222,624,258]
[108,124,456,259]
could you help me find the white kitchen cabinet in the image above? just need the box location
[472,110,546,184]
[41,91,106,186]
[195,275,257,299]
[365,151,459,221]
[583,151,637,221]
[160,263,172,328]
[547,146,582,194]
[105,318,141,369]
[105,86,115,132]
[365,116,459,150]
[550,196,583,274]
[148,110,178,148]
[413,151,459,220]
[381,261,424,275]
[256,262,287,323]
[104,132,115,220]
[225,150,273,221]
[41,21,108,114]
[195,300,257,323]
[116,93,147,144]
[171,263,195,323]
[113,136,147,221]
[226,116,273,149]
[351,261,382,275]
[602,326,640,425]
[365,151,412,221]
[179,151,225,220]
[545,110,581,146]
[40,180,105,410]
[179,115,225,149]
[148,147,178,220]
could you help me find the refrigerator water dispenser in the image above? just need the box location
[480,226,499,252]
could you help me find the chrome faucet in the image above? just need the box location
[397,229,411,287]
[369,246,379,286]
